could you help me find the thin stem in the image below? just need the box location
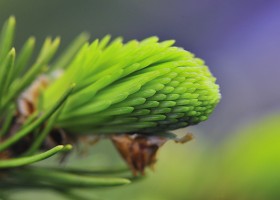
[20,167,131,187]
[21,111,39,127]
[14,36,35,78]
[31,166,130,175]
[0,145,72,168]
[51,32,89,70]
[0,104,15,138]
[0,49,15,108]
[0,16,15,61]
[55,189,95,200]
[24,101,66,155]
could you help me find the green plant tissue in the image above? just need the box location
[44,36,221,134]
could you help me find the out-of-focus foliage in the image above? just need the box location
[218,114,280,200]
[9,113,280,200]
[98,113,280,200]
[89,114,280,200]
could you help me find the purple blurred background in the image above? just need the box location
[1,0,280,137]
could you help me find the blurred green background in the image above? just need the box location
[1,0,280,199]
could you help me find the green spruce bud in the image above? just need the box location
[44,36,221,134]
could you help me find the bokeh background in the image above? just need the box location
[1,0,280,199]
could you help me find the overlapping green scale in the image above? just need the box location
[44,36,220,134]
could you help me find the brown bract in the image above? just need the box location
[174,132,194,144]
[17,75,49,120]
[111,134,167,176]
